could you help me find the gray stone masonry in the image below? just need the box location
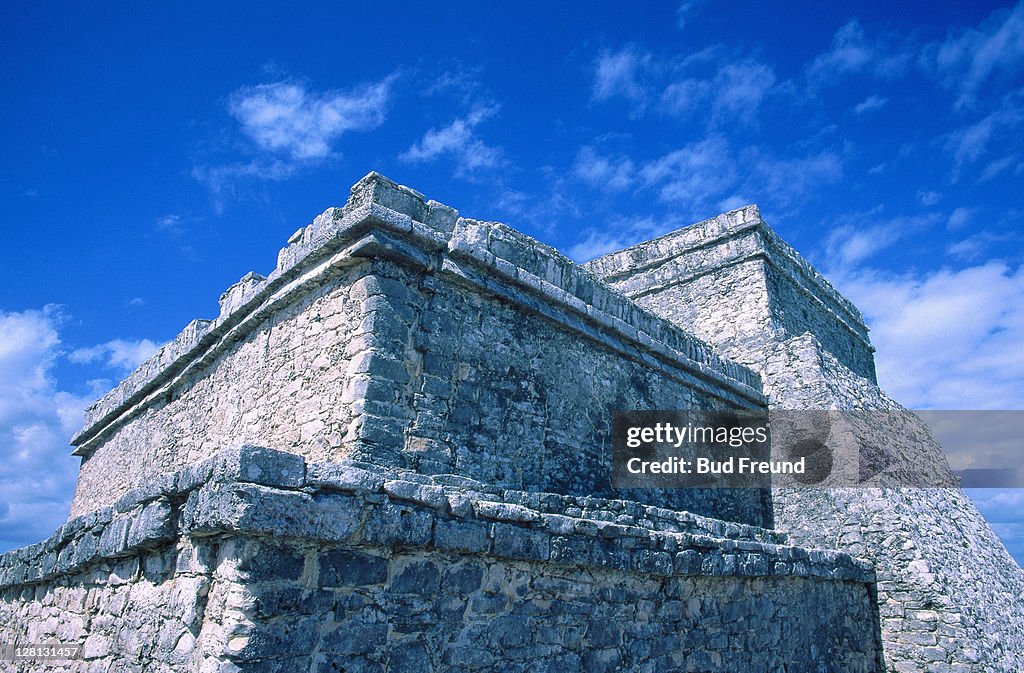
[69,172,769,527]
[0,445,882,672]
[9,172,1021,671]
[589,208,1024,672]
[585,204,877,382]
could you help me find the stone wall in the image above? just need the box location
[70,262,371,519]
[585,204,877,382]
[70,173,769,527]
[589,214,1024,672]
[16,172,1020,671]
[1,446,882,673]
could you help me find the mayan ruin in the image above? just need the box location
[1,172,1022,672]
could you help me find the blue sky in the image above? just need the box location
[1,2,1022,560]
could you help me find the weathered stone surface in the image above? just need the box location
[1,448,880,672]
[4,173,1018,670]
[589,211,1024,672]
[68,172,768,527]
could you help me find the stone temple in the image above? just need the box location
[1,172,1021,672]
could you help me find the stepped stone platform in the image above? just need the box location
[1,445,879,672]
[587,206,1024,672]
[0,172,1020,671]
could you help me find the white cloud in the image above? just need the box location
[191,158,300,214]
[0,307,89,552]
[966,489,1024,520]
[0,306,62,425]
[69,338,159,374]
[918,189,942,206]
[963,488,1024,562]
[228,77,394,160]
[808,21,873,81]
[662,59,776,126]
[155,214,184,234]
[824,224,902,269]
[567,214,684,262]
[928,2,1024,107]
[947,206,975,230]
[567,231,636,263]
[749,150,843,207]
[0,308,165,552]
[979,154,1018,182]
[400,105,503,178]
[917,411,1024,471]
[947,230,1021,262]
[853,94,888,114]
[712,61,777,117]
[718,194,752,212]
[636,138,841,216]
[592,45,651,107]
[823,212,939,270]
[831,262,1024,409]
[572,146,635,191]
[807,20,909,87]
[659,77,709,117]
[946,106,1024,175]
[640,136,736,206]
[676,0,707,29]
[193,76,395,210]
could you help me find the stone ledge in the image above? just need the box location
[1,446,873,589]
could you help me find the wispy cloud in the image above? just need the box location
[823,212,939,270]
[945,100,1024,178]
[591,43,778,127]
[948,230,1022,262]
[567,230,636,262]
[592,45,652,110]
[228,78,394,160]
[634,137,841,217]
[567,214,685,262]
[853,94,888,114]
[640,136,737,207]
[191,158,298,214]
[572,146,635,191]
[676,0,708,29]
[69,338,159,374]
[808,21,871,81]
[947,206,975,230]
[918,189,942,206]
[824,223,902,270]
[400,104,503,178]
[806,20,909,87]
[192,75,396,208]
[978,154,1019,182]
[155,213,185,235]
[926,1,1024,108]
[967,488,1024,562]
[661,59,776,126]
[748,149,842,207]
[0,308,168,551]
